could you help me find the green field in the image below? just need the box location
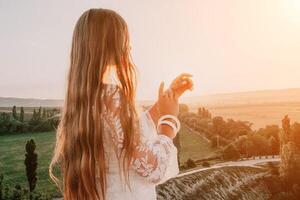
[178,125,219,164]
[0,125,217,195]
[0,131,59,195]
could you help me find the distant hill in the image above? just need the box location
[1,88,300,107]
[183,88,300,107]
[180,88,300,129]
[0,97,63,107]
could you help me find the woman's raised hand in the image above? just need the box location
[169,73,194,98]
[157,82,179,117]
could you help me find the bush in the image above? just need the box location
[267,162,279,176]
[186,158,197,169]
[202,161,210,167]
[223,144,240,161]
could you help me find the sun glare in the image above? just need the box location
[283,0,300,21]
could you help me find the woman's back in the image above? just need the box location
[49,8,192,200]
[99,84,178,200]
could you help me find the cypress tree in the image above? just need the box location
[12,105,18,120]
[20,107,25,122]
[42,108,46,119]
[24,139,38,196]
[32,109,37,121]
[37,107,42,121]
[0,174,3,200]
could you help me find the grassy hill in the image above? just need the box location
[178,124,219,164]
[0,132,58,195]
[0,124,216,196]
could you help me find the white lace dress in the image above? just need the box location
[99,84,179,200]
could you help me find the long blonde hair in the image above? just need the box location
[49,8,138,200]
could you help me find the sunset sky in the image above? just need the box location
[0,0,300,100]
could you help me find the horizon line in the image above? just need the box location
[1,87,300,102]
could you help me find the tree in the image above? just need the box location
[20,107,25,122]
[269,136,280,155]
[0,174,3,200]
[291,122,300,149]
[212,116,226,136]
[223,144,240,161]
[244,139,255,157]
[37,107,42,121]
[42,108,46,119]
[0,113,11,133]
[198,107,203,117]
[186,158,197,169]
[250,133,270,156]
[235,135,248,156]
[280,115,300,187]
[24,139,38,197]
[32,109,37,121]
[29,109,40,129]
[282,115,291,142]
[179,104,189,114]
[257,125,279,139]
[12,106,18,120]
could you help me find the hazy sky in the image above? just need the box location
[1,0,300,100]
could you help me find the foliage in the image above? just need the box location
[267,162,279,176]
[202,161,210,167]
[197,107,212,119]
[179,104,189,114]
[12,184,23,200]
[223,144,240,161]
[280,115,300,188]
[25,139,38,194]
[0,106,60,134]
[182,107,282,158]
[0,174,3,200]
[0,179,51,200]
[12,106,18,120]
[20,107,25,122]
[186,158,197,169]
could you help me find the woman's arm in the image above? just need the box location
[148,103,175,138]
[148,102,159,125]
[102,85,178,183]
[148,73,193,132]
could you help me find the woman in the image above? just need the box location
[49,8,193,200]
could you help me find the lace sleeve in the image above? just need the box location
[101,84,177,184]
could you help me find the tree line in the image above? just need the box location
[0,106,60,134]
[178,104,300,161]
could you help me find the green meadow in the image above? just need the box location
[0,131,59,195]
[178,124,219,164]
[0,125,217,195]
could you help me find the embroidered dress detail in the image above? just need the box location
[101,84,178,184]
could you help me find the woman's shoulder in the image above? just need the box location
[102,65,121,87]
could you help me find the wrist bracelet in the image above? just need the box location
[157,114,181,133]
[158,120,178,134]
